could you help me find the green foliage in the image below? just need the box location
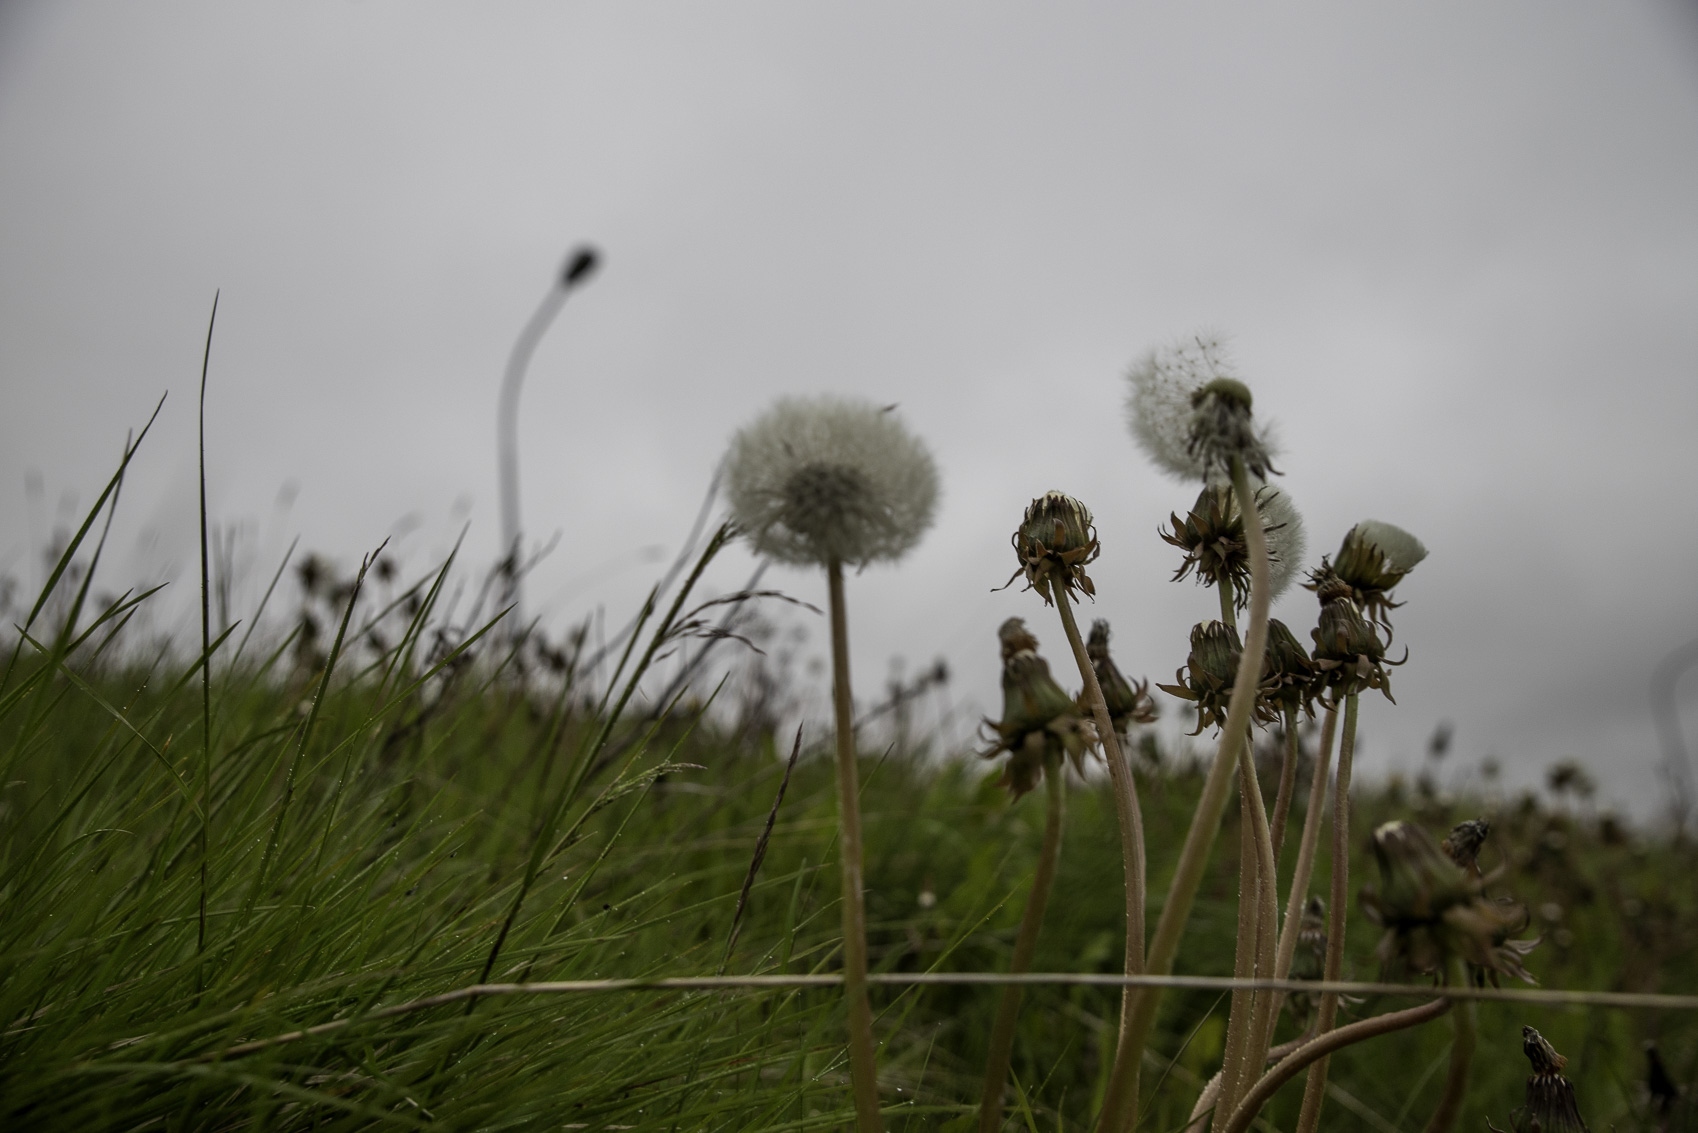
[2,465,1695,1131]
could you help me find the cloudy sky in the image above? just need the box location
[3,2,1696,819]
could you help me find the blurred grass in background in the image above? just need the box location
[1,458,1695,1132]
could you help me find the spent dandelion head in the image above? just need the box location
[1309,519,1427,633]
[724,395,939,568]
[980,617,1097,797]
[1126,334,1278,483]
[1086,619,1158,735]
[1157,620,1244,735]
[1163,481,1307,608]
[1006,491,1100,604]
[1509,1026,1588,1133]
[1309,586,1402,703]
[1259,617,1319,722]
[1358,820,1537,984]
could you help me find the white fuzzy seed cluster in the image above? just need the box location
[724,395,940,568]
[1258,484,1308,601]
[1126,334,1278,483]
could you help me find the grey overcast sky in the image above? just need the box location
[3,2,1697,818]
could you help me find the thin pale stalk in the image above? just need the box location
[1222,997,1451,1133]
[1239,735,1283,1123]
[1097,456,1272,1133]
[1053,586,1147,1123]
[1269,710,1300,863]
[1267,706,1338,1016]
[978,755,1068,1133]
[828,558,884,1133]
[1423,956,1476,1133]
[1213,753,1263,1131]
[1295,690,1360,1133]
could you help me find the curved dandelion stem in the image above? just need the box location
[1221,997,1452,1133]
[827,558,884,1133]
[978,752,1068,1133]
[1053,586,1148,1130]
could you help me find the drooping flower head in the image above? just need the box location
[1285,895,1329,1028]
[1161,481,1307,606]
[724,395,939,568]
[1007,491,1100,604]
[1086,619,1158,735]
[1157,620,1244,735]
[980,618,1097,798]
[1126,334,1278,483]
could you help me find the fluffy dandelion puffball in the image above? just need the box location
[1126,334,1278,482]
[725,395,940,567]
[1258,484,1307,601]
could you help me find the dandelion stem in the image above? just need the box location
[1053,586,1148,1129]
[978,752,1067,1133]
[1269,709,1300,864]
[827,558,884,1133]
[1424,956,1476,1133]
[1270,706,1338,995]
[1296,690,1359,1133]
[1097,456,1271,1133]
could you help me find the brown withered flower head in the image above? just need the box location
[979,618,1098,798]
[1086,619,1158,735]
[1441,818,1492,877]
[1160,482,1305,609]
[1186,377,1277,481]
[1005,492,1100,605]
[1309,520,1427,635]
[1309,576,1403,703]
[1158,620,1244,735]
[1494,1026,1588,1133]
[1358,820,1538,985]
[1259,617,1320,723]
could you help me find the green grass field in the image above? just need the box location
[2,485,1695,1133]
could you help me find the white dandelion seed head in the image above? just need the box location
[723,395,940,568]
[1125,333,1279,483]
[1255,482,1307,602]
[1350,519,1427,573]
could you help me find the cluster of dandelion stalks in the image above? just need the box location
[7,320,1686,1131]
[714,336,1562,1133]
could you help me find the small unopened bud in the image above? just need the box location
[1007,491,1100,604]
